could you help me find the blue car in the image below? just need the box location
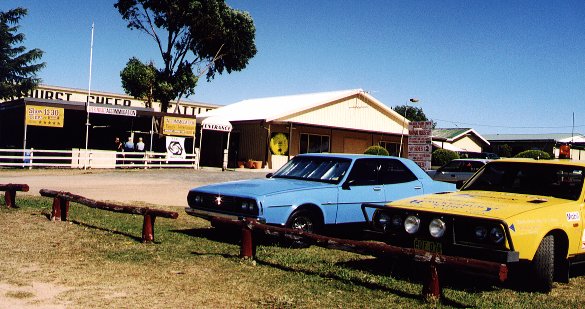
[185,153,455,233]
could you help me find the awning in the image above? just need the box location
[201,116,232,132]
[432,141,465,152]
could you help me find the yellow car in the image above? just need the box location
[363,158,585,292]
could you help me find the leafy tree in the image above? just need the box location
[514,150,551,160]
[364,145,389,156]
[431,148,459,167]
[0,7,45,100]
[115,0,257,112]
[120,57,157,107]
[393,105,436,128]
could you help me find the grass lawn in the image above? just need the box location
[1,196,584,308]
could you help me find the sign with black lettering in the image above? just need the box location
[408,121,433,170]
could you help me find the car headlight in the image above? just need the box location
[404,215,420,234]
[241,201,249,211]
[194,195,202,203]
[474,226,488,240]
[391,215,402,229]
[373,212,391,231]
[429,218,446,238]
[490,226,505,244]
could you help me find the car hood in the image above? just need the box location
[387,190,574,220]
[189,177,336,198]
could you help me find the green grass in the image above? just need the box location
[2,196,585,308]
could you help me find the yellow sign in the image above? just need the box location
[162,116,196,137]
[25,105,64,127]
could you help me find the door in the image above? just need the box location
[336,158,385,223]
[380,158,424,201]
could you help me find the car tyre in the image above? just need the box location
[532,235,554,292]
[287,209,321,234]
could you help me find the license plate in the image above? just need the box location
[414,238,442,254]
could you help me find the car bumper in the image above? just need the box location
[364,229,519,263]
[184,207,266,223]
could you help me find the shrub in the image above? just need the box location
[432,149,459,166]
[514,150,551,160]
[364,145,389,156]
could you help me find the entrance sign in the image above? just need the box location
[162,116,196,137]
[166,136,186,160]
[25,105,64,127]
[201,116,232,132]
[408,121,433,170]
[87,105,137,117]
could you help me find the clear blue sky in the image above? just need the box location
[3,1,585,135]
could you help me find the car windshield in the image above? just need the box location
[462,161,585,200]
[272,156,351,184]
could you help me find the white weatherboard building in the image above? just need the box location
[196,89,413,169]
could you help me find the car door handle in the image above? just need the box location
[373,187,382,191]
[414,186,422,190]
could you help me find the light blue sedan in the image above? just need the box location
[185,153,455,233]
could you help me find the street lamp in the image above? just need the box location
[398,98,419,157]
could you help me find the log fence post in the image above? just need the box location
[240,220,255,259]
[142,213,156,243]
[422,258,442,301]
[0,184,29,208]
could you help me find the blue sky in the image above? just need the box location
[3,1,585,134]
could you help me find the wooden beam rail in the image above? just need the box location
[210,216,508,302]
[0,184,30,208]
[39,189,178,243]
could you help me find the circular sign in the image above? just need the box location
[270,133,289,155]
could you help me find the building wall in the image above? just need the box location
[1,85,219,117]
[452,136,483,153]
[280,95,405,134]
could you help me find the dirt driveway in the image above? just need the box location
[0,167,269,207]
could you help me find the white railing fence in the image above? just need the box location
[0,148,199,169]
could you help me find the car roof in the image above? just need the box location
[451,158,490,163]
[491,158,585,167]
[297,153,402,160]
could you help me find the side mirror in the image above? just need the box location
[266,173,273,178]
[342,179,354,190]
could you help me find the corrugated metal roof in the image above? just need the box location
[432,128,471,140]
[196,89,404,124]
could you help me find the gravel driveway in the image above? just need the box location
[0,167,270,207]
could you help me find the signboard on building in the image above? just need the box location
[408,121,433,170]
[166,136,186,160]
[162,116,196,137]
[88,105,137,117]
[25,105,64,127]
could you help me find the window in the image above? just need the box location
[379,141,400,156]
[379,159,417,184]
[346,159,381,186]
[300,133,330,154]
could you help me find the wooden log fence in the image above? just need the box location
[210,216,508,302]
[39,189,178,243]
[0,184,30,208]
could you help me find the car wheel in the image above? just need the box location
[287,209,321,234]
[532,235,554,292]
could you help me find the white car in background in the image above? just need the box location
[431,159,490,187]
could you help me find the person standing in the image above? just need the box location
[114,137,123,152]
[124,137,135,152]
[136,137,145,152]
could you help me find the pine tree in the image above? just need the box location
[0,7,45,101]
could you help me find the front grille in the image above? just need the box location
[187,191,259,216]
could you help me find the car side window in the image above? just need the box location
[380,159,418,184]
[346,159,380,186]
[438,161,461,173]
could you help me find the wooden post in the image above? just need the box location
[142,214,156,243]
[4,190,15,208]
[51,197,69,221]
[422,260,442,301]
[60,198,69,221]
[240,222,254,259]
[51,197,61,221]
